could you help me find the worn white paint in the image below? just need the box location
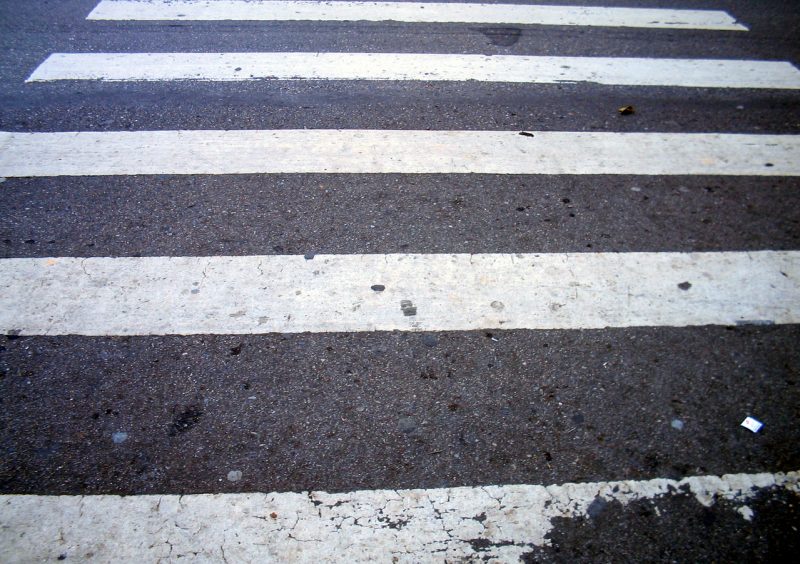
[26,52,800,89]
[87,1,748,31]
[0,251,797,336]
[1,129,798,177]
[1,471,796,562]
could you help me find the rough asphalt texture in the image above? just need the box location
[1,0,799,560]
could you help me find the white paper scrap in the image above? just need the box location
[741,417,764,433]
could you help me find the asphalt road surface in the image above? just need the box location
[1,0,799,561]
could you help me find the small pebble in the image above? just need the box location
[227,470,243,482]
[671,419,684,430]
[112,432,128,444]
[398,417,417,433]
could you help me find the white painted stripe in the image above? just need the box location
[26,53,800,89]
[1,251,797,336]
[87,0,748,31]
[1,130,797,177]
[1,471,796,561]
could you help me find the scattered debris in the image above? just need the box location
[677,281,692,291]
[371,284,386,292]
[270,512,278,519]
[737,506,754,521]
[227,470,243,482]
[112,432,128,444]
[170,404,203,435]
[303,253,315,260]
[420,367,437,380]
[618,105,635,115]
[671,419,685,430]
[519,131,534,137]
[741,417,763,433]
[400,300,417,316]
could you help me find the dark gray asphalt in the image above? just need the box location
[3,174,799,258]
[1,0,799,560]
[2,326,799,495]
[527,486,800,562]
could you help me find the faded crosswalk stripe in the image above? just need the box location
[1,471,795,562]
[1,251,797,336]
[87,0,748,31]
[26,53,800,89]
[1,130,798,177]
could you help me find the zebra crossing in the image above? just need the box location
[86,0,748,30]
[3,471,797,561]
[1,0,799,561]
[2,251,799,335]
[27,52,800,87]
[2,129,798,176]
